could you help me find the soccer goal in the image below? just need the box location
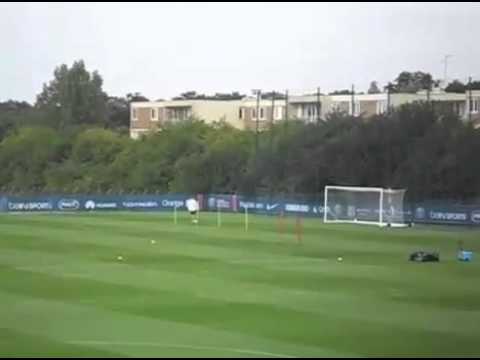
[324,186,408,227]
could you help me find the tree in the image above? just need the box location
[261,92,285,100]
[59,129,130,193]
[368,81,381,94]
[467,81,480,91]
[329,89,352,95]
[389,71,438,93]
[445,80,480,93]
[105,96,130,133]
[172,91,246,101]
[36,60,107,128]
[0,127,62,192]
[126,92,150,103]
[445,80,466,93]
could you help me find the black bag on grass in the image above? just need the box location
[409,251,440,262]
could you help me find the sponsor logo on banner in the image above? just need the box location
[239,201,264,210]
[347,206,356,218]
[314,206,327,215]
[8,201,53,211]
[161,199,184,208]
[285,204,310,213]
[58,199,80,211]
[415,207,426,219]
[208,197,216,209]
[85,200,118,210]
[356,208,372,216]
[122,201,158,209]
[334,204,342,217]
[239,201,255,209]
[267,203,279,211]
[85,200,96,210]
[311,206,325,215]
[429,211,468,221]
[217,198,231,209]
[471,210,480,224]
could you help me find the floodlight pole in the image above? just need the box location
[316,87,321,124]
[270,91,275,197]
[252,89,261,214]
[468,76,473,123]
[443,54,453,87]
[351,84,355,116]
[285,89,289,123]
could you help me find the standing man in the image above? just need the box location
[186,197,199,224]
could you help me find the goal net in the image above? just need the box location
[324,186,407,227]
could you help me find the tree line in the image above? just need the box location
[1,61,479,202]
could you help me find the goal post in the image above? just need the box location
[324,186,408,227]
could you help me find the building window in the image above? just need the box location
[352,101,361,116]
[151,108,158,121]
[252,108,256,119]
[376,100,387,115]
[470,98,479,113]
[132,108,138,121]
[260,108,265,120]
[275,106,283,120]
[239,108,244,119]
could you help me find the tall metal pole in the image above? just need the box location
[351,84,355,116]
[443,54,453,88]
[255,90,261,136]
[316,86,321,124]
[271,91,275,131]
[253,89,261,211]
[468,76,472,123]
[386,82,392,114]
[270,91,275,198]
[285,89,289,123]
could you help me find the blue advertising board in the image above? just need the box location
[412,204,480,226]
[2,194,191,213]
[1,193,479,226]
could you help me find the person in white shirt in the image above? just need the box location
[186,198,199,224]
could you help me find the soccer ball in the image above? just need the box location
[337,257,343,262]
[193,219,198,224]
[151,240,156,245]
[117,255,123,261]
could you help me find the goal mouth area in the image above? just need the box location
[323,185,408,227]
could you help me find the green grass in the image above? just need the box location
[1,211,479,357]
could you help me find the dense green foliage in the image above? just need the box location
[1,62,480,200]
[1,103,480,201]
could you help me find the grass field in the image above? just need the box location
[1,211,480,358]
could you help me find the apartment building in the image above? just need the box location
[130,90,480,138]
[130,100,242,139]
[238,97,287,131]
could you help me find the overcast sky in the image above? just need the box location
[1,2,479,103]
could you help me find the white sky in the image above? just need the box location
[1,2,479,103]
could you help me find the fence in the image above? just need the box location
[1,193,480,226]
